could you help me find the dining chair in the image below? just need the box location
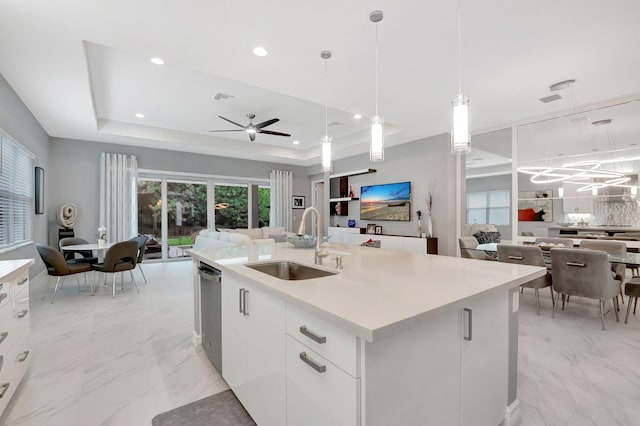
[59,237,99,264]
[91,240,140,298]
[579,239,626,306]
[130,235,149,284]
[497,245,553,315]
[623,276,640,323]
[550,248,620,330]
[458,237,496,261]
[36,243,92,303]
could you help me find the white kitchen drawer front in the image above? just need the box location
[13,276,29,297]
[3,345,31,380]
[0,306,17,361]
[286,336,360,426]
[286,304,358,377]
[0,377,17,417]
[11,296,30,347]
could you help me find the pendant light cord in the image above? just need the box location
[375,22,379,116]
[457,0,462,94]
[325,57,328,137]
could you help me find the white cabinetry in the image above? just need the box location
[221,270,286,426]
[0,260,32,418]
[562,186,593,213]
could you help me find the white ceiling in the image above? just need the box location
[1,0,640,167]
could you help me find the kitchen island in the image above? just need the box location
[188,242,545,426]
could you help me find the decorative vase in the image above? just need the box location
[417,221,422,238]
[348,219,356,228]
[98,238,106,248]
[426,215,433,238]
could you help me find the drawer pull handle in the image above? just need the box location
[0,283,3,290]
[0,332,7,346]
[0,382,9,398]
[18,278,28,286]
[566,261,585,267]
[242,290,249,316]
[299,326,327,344]
[0,355,3,372]
[508,255,524,260]
[239,288,244,313]
[0,293,7,303]
[17,309,29,319]
[463,308,473,341]
[299,352,326,373]
[16,350,30,363]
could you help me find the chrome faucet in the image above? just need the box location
[297,206,330,265]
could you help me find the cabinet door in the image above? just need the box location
[221,272,286,426]
[460,289,509,426]
[286,336,359,426]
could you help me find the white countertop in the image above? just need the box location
[188,243,545,342]
[0,258,34,281]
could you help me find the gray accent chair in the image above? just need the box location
[458,237,496,261]
[579,239,626,305]
[624,277,640,323]
[550,248,620,330]
[91,240,140,298]
[497,245,553,315]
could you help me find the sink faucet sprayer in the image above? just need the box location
[297,207,330,265]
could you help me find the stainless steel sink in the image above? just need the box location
[246,261,338,280]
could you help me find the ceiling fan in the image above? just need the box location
[209,113,291,142]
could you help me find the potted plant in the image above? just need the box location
[97,226,107,247]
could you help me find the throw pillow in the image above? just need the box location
[473,231,501,244]
[269,234,287,243]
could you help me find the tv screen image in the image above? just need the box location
[360,181,411,221]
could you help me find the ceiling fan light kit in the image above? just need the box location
[209,113,290,142]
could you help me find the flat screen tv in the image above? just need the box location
[360,181,411,221]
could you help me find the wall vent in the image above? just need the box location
[328,121,343,127]
[212,92,235,103]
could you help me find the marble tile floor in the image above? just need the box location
[3,261,640,425]
[3,261,228,426]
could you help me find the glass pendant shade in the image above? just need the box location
[558,186,564,198]
[321,135,332,172]
[451,93,470,153]
[591,186,598,196]
[632,186,638,197]
[370,115,384,162]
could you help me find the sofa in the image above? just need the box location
[193,227,291,249]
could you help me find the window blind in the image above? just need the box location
[0,134,33,249]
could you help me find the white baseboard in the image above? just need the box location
[503,399,521,426]
[192,330,203,352]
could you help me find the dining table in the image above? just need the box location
[61,242,114,263]
[476,243,640,266]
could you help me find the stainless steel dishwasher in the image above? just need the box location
[199,262,222,374]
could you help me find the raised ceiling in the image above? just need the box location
[1,0,639,166]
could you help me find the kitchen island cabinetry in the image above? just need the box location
[191,243,544,426]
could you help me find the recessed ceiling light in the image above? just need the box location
[135,113,144,118]
[631,143,638,146]
[252,47,268,57]
[592,148,599,152]
[293,140,300,145]
[150,57,165,65]
[353,113,362,120]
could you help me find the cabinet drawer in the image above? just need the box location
[0,306,17,359]
[0,378,17,416]
[0,283,9,310]
[286,304,358,377]
[1,345,31,381]
[286,336,360,426]
[13,276,29,297]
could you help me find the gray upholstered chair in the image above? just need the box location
[91,240,140,298]
[579,239,626,305]
[459,237,496,261]
[624,277,640,323]
[497,245,553,314]
[36,244,92,303]
[550,248,620,330]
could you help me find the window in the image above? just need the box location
[214,183,248,229]
[258,186,270,227]
[0,133,34,251]
[467,190,510,226]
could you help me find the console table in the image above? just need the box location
[328,227,438,254]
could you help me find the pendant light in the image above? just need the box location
[369,10,384,162]
[321,50,332,172]
[451,0,470,153]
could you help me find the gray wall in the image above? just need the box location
[47,138,310,243]
[310,134,459,256]
[0,72,49,275]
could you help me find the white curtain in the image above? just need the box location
[99,153,138,243]
[269,170,293,231]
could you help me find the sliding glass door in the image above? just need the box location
[167,180,207,258]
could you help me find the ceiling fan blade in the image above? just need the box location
[249,132,256,142]
[254,118,279,129]
[259,130,291,137]
[208,129,245,132]
[218,115,245,128]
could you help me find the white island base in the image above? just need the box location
[189,243,542,426]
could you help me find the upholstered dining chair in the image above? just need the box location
[550,248,620,330]
[36,244,92,303]
[497,245,553,315]
[130,235,149,284]
[91,240,140,298]
[59,237,99,264]
[579,239,627,306]
[623,276,640,323]
[458,237,496,261]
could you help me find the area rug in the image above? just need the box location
[152,390,256,426]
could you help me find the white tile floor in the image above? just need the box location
[3,261,640,425]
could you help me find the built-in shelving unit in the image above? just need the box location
[329,169,376,216]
